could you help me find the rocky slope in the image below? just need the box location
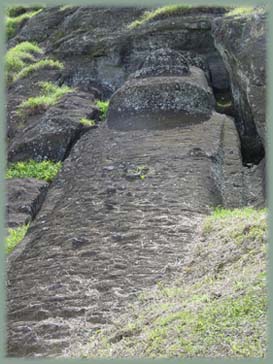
[5,5,267,358]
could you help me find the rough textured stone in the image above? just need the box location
[212,11,266,146]
[6,6,266,359]
[107,66,215,129]
[244,158,266,207]
[6,178,49,228]
[7,108,248,357]
[8,91,99,163]
[129,48,190,79]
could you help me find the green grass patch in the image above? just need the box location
[14,59,64,81]
[5,41,42,75]
[6,5,43,17]
[80,118,96,127]
[17,81,74,116]
[5,224,29,254]
[96,100,109,120]
[74,207,267,358]
[225,7,255,17]
[6,9,42,39]
[6,160,62,182]
[128,5,192,29]
[60,5,75,11]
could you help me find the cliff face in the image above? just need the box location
[212,10,266,160]
[5,6,267,358]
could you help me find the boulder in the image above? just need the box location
[8,91,99,162]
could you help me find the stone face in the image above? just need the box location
[7,108,248,357]
[107,67,215,130]
[6,178,49,228]
[6,6,267,359]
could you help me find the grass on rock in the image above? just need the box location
[5,224,29,254]
[14,59,64,81]
[5,41,42,75]
[17,81,74,116]
[80,118,96,127]
[6,160,62,182]
[225,7,263,17]
[96,100,109,121]
[74,207,267,358]
[128,5,193,29]
[6,9,42,39]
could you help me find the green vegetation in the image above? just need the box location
[6,160,62,182]
[128,5,192,29]
[6,5,43,17]
[14,59,64,81]
[5,41,42,75]
[80,118,96,127]
[6,9,42,39]
[6,42,63,84]
[75,207,267,358]
[225,7,254,17]
[96,100,109,120]
[17,81,73,116]
[60,5,75,11]
[5,224,29,254]
[216,100,233,107]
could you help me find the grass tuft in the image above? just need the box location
[224,7,263,17]
[128,5,192,29]
[6,9,42,39]
[80,118,96,127]
[5,224,29,254]
[17,81,74,116]
[6,160,62,182]
[96,100,109,120]
[5,41,42,75]
[14,59,64,81]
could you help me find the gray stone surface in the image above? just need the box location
[107,66,215,130]
[7,109,247,357]
[6,178,49,228]
[212,11,266,146]
[8,91,99,163]
[6,6,266,359]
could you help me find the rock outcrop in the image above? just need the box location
[212,11,266,155]
[5,5,267,358]
[6,178,48,228]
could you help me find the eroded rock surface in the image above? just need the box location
[7,111,244,357]
[212,11,266,153]
[8,91,99,162]
[6,178,48,228]
[6,5,267,359]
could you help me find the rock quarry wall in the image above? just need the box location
[5,6,266,357]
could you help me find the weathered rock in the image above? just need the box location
[7,106,247,357]
[6,5,267,359]
[6,178,48,228]
[243,158,266,207]
[8,91,99,162]
[129,48,190,79]
[107,66,215,130]
[212,11,266,147]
